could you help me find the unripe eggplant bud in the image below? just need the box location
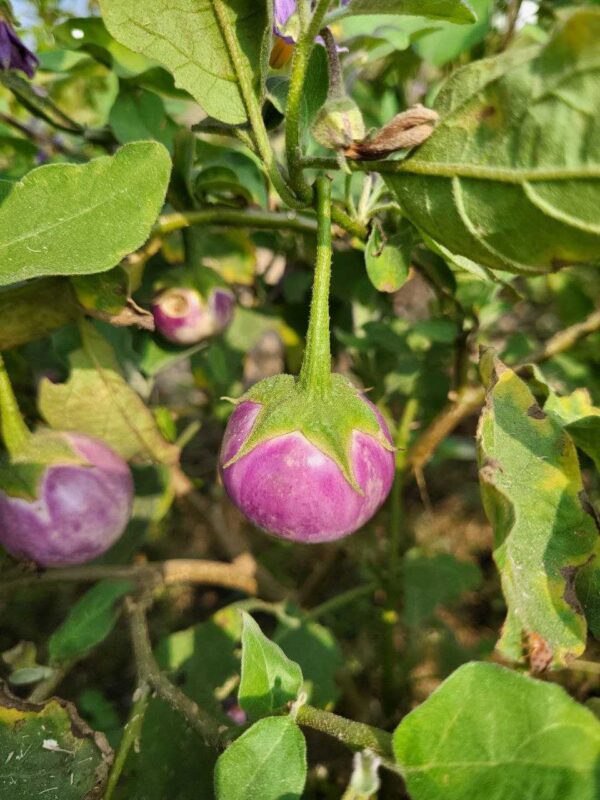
[152,286,234,346]
[0,432,133,566]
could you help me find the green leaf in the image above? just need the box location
[0,686,113,799]
[393,662,600,800]
[110,87,178,151]
[99,0,271,125]
[214,716,307,800]
[347,0,476,23]
[403,549,482,629]
[415,0,492,66]
[386,9,600,274]
[365,224,411,293]
[39,321,180,465]
[477,352,598,666]
[239,612,304,719]
[49,579,133,665]
[0,141,171,287]
[274,611,344,709]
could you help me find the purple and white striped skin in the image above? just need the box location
[0,433,133,566]
[152,287,234,345]
[220,398,395,543]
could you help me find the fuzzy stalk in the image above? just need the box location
[299,176,333,398]
[285,0,333,201]
[0,353,30,455]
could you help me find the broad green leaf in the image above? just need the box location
[99,0,271,125]
[387,9,600,274]
[274,612,344,709]
[214,716,307,800]
[39,322,180,465]
[393,662,600,800]
[239,612,303,719]
[0,141,171,287]
[347,0,476,23]
[365,224,411,293]
[0,686,113,799]
[403,549,482,629]
[48,579,133,665]
[477,352,598,666]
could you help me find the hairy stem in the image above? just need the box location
[285,0,333,201]
[126,597,221,745]
[300,155,600,183]
[295,704,396,767]
[154,207,318,237]
[299,176,333,397]
[211,0,300,208]
[0,353,30,455]
[104,687,150,800]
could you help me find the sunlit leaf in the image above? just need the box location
[99,0,271,125]
[0,142,170,287]
[394,662,600,800]
[387,9,600,274]
[477,352,598,666]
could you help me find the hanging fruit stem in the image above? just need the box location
[299,175,333,399]
[0,353,30,456]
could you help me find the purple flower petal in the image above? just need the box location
[0,20,38,78]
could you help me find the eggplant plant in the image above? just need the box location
[0,1,599,799]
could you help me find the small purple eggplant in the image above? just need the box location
[152,287,235,346]
[219,375,395,543]
[0,432,133,566]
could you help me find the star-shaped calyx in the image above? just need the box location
[222,373,395,494]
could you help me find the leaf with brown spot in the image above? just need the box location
[477,351,598,666]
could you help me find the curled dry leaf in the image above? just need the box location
[345,105,439,160]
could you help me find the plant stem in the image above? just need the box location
[154,207,318,237]
[301,155,600,183]
[285,0,333,202]
[126,597,222,745]
[389,398,419,586]
[104,686,150,800]
[299,176,333,397]
[28,662,74,703]
[0,558,258,596]
[211,0,300,208]
[331,203,368,240]
[295,704,396,767]
[306,583,377,620]
[0,353,30,455]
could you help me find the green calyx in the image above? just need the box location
[223,373,394,493]
[0,430,89,501]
